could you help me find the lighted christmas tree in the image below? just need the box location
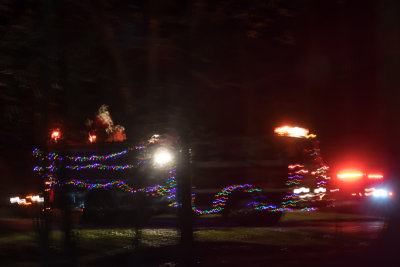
[275,126,330,210]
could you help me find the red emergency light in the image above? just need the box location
[337,171,363,181]
[367,174,384,179]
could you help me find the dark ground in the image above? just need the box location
[0,211,393,266]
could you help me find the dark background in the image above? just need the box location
[1,0,400,194]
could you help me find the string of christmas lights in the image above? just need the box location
[62,175,298,215]
[64,179,171,196]
[190,184,289,215]
[33,148,63,161]
[32,141,324,215]
[66,146,146,162]
[281,164,306,209]
[308,141,330,199]
[33,146,146,162]
[63,170,178,201]
[65,161,146,170]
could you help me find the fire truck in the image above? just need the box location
[330,169,395,214]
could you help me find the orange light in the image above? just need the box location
[351,193,357,196]
[274,126,316,138]
[89,134,97,143]
[51,129,61,142]
[367,174,384,179]
[288,164,304,169]
[337,171,363,181]
[389,192,394,197]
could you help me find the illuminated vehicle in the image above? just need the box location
[331,170,395,214]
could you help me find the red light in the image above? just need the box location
[367,174,383,179]
[337,171,363,181]
[389,192,394,197]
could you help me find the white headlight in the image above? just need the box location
[314,188,326,193]
[10,197,20,203]
[372,189,388,198]
[154,149,173,166]
[293,187,310,194]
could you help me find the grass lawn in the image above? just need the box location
[0,211,386,266]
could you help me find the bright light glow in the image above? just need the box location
[293,187,310,194]
[51,129,61,142]
[88,134,97,143]
[10,197,20,203]
[31,195,44,202]
[314,188,326,193]
[364,188,392,197]
[337,171,363,181]
[330,188,340,192]
[153,149,173,166]
[274,126,315,138]
[367,174,383,179]
[288,164,304,169]
[10,195,44,205]
[364,188,374,196]
[299,193,315,198]
[372,189,388,198]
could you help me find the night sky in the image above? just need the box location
[1,0,400,194]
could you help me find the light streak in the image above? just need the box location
[274,126,316,138]
[314,188,326,193]
[288,164,304,169]
[299,193,315,198]
[65,161,146,170]
[33,147,146,162]
[10,195,43,205]
[337,171,363,180]
[364,187,376,192]
[293,187,310,194]
[367,174,383,179]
